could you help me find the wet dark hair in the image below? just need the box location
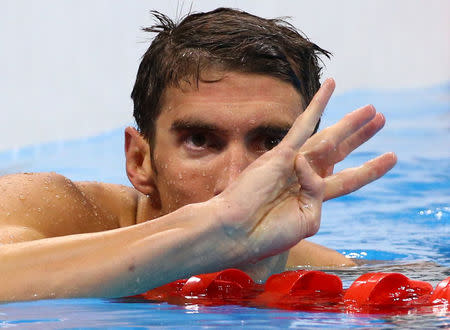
[131,7,330,144]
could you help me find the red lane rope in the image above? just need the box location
[129,269,450,314]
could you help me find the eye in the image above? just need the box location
[188,133,207,148]
[252,134,285,154]
[263,135,283,150]
[182,132,222,152]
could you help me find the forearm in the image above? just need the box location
[0,202,229,301]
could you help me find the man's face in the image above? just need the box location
[151,71,304,214]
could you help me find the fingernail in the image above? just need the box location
[388,152,397,161]
[323,78,335,90]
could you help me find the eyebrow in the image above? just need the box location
[248,125,290,137]
[170,119,221,133]
[170,119,292,137]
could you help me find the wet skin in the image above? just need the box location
[128,72,394,219]
[150,72,303,215]
[125,71,396,272]
[0,72,397,300]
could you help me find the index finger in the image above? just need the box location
[281,78,335,150]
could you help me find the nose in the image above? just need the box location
[213,143,254,196]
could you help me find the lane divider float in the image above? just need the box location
[130,269,450,314]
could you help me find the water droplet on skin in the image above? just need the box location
[19,194,25,200]
[178,173,183,179]
[55,194,60,199]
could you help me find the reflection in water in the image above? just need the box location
[298,260,450,288]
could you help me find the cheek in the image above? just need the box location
[156,159,219,211]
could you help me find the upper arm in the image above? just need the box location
[287,240,356,268]
[0,225,46,243]
[0,172,124,243]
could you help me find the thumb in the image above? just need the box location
[294,154,324,237]
[294,154,324,200]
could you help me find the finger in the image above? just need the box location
[301,105,377,161]
[281,78,335,150]
[294,154,324,237]
[323,152,397,201]
[301,110,385,177]
[314,104,377,149]
[325,165,334,177]
[295,154,324,200]
[336,112,385,162]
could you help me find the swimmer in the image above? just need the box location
[0,8,396,301]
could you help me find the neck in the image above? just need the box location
[135,193,163,224]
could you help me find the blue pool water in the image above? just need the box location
[0,83,449,328]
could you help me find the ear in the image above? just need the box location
[124,127,157,196]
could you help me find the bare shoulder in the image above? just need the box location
[0,172,139,243]
[74,180,140,228]
[287,240,356,268]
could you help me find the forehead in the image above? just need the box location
[157,71,304,129]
